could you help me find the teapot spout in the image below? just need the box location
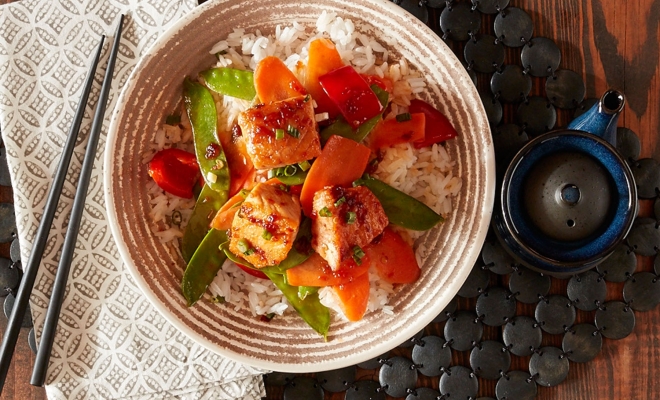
[567,90,625,146]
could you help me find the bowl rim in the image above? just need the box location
[104,0,495,372]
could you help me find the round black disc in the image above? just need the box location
[534,295,575,335]
[573,97,599,119]
[481,240,515,275]
[0,258,19,296]
[503,316,543,357]
[545,69,586,109]
[357,351,390,370]
[0,203,17,243]
[378,356,418,398]
[616,127,641,162]
[596,243,637,282]
[491,65,532,103]
[439,2,482,41]
[521,37,562,77]
[398,330,424,348]
[516,96,557,136]
[405,387,441,400]
[28,327,37,354]
[317,366,357,392]
[655,254,660,276]
[473,0,510,14]
[464,34,505,73]
[476,287,517,326]
[444,310,483,351]
[345,380,385,400]
[264,372,296,386]
[493,124,529,173]
[480,91,503,126]
[457,263,490,298]
[566,270,607,311]
[508,266,551,304]
[412,335,452,377]
[0,148,10,187]
[595,301,636,340]
[9,238,20,263]
[439,366,479,400]
[426,0,446,9]
[562,323,602,363]
[3,293,32,328]
[393,0,429,24]
[626,217,660,256]
[493,7,533,47]
[623,272,660,312]
[432,296,457,323]
[631,158,660,199]
[528,347,570,387]
[496,370,538,400]
[470,340,511,380]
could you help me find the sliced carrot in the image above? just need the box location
[300,135,372,216]
[364,226,420,284]
[254,56,307,103]
[305,38,344,117]
[217,129,255,197]
[367,113,426,150]
[209,177,280,230]
[286,252,370,287]
[332,272,370,321]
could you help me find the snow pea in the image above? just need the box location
[182,228,228,306]
[183,78,230,195]
[262,269,330,338]
[320,85,388,144]
[355,176,444,231]
[199,67,256,101]
[268,164,308,186]
[181,184,228,263]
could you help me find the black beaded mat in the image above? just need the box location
[0,1,658,399]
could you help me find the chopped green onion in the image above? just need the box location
[170,210,182,226]
[275,128,285,139]
[283,164,297,176]
[287,125,300,138]
[298,160,311,171]
[334,196,346,207]
[237,238,254,255]
[277,184,289,192]
[303,94,311,102]
[165,114,181,125]
[352,245,365,265]
[396,112,412,122]
[319,207,332,217]
[210,295,226,304]
[262,229,273,240]
[346,211,357,224]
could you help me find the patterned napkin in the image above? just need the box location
[0,0,266,399]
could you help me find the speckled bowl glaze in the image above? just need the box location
[104,0,494,372]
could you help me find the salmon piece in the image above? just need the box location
[237,95,321,170]
[228,182,301,268]
[311,186,388,270]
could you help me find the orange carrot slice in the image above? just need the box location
[332,272,370,321]
[286,252,370,287]
[305,38,344,117]
[364,226,420,284]
[254,56,307,103]
[367,113,426,150]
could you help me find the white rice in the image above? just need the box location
[144,12,461,322]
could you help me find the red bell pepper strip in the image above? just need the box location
[319,65,384,128]
[148,148,199,198]
[408,99,458,148]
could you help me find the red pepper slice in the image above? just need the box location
[148,148,200,198]
[408,99,458,148]
[319,65,384,128]
[236,263,268,279]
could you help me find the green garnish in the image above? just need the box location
[303,94,311,102]
[275,128,285,139]
[334,197,346,207]
[262,229,273,240]
[170,210,182,226]
[346,211,357,224]
[210,295,226,304]
[396,112,412,122]
[352,245,365,265]
[287,125,300,138]
[319,207,332,217]
[298,160,311,171]
[237,238,254,255]
[283,164,297,176]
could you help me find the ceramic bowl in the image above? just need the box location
[104,0,494,372]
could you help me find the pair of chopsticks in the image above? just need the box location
[0,15,125,392]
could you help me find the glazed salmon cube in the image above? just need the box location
[311,186,388,270]
[229,182,301,268]
[237,95,322,170]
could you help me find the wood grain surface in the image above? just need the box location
[0,0,658,399]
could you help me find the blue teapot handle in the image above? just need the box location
[567,90,625,146]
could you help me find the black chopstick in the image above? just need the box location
[29,14,125,387]
[0,34,108,396]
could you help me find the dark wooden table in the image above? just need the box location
[0,0,658,399]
